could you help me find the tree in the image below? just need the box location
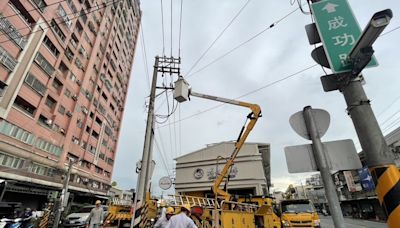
[111,181,117,187]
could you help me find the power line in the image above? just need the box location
[170,0,173,57]
[0,0,121,44]
[139,20,151,91]
[185,0,252,76]
[380,25,400,37]
[187,6,300,78]
[178,0,184,58]
[160,0,166,56]
[154,136,171,177]
[158,63,318,129]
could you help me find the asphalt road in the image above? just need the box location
[320,216,387,228]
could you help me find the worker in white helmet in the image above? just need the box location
[165,204,197,228]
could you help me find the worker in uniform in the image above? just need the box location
[154,207,174,228]
[86,200,104,228]
[165,204,197,228]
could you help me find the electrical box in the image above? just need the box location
[174,78,189,103]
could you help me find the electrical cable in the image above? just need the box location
[170,0,173,57]
[187,6,300,78]
[154,136,171,177]
[157,63,318,129]
[178,0,183,58]
[185,0,252,76]
[160,0,166,56]
[178,103,182,156]
[139,19,151,91]
[377,94,400,118]
[380,25,400,37]
[0,0,122,44]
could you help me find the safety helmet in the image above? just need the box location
[95,200,102,205]
[166,207,174,214]
[181,204,191,212]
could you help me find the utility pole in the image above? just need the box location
[341,78,400,226]
[53,159,73,228]
[303,106,345,228]
[136,56,181,203]
[136,56,159,203]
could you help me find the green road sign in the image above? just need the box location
[311,0,378,73]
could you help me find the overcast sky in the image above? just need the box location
[113,0,400,195]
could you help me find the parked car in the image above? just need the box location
[63,205,108,228]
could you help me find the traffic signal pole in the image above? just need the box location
[341,78,400,227]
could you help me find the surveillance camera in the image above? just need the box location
[349,9,392,60]
[348,9,392,75]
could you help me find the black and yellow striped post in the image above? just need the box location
[370,165,400,227]
[341,79,400,227]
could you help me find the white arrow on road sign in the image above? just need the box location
[322,3,338,13]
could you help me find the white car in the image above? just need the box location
[63,205,108,228]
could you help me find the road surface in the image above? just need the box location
[320,216,387,228]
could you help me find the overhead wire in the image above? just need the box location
[158,63,318,129]
[187,6,301,78]
[185,0,252,76]
[139,20,151,91]
[154,136,172,177]
[160,0,166,56]
[178,0,184,58]
[0,0,122,44]
[170,0,173,57]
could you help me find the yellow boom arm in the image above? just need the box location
[190,92,262,201]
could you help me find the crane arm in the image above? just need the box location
[190,91,262,201]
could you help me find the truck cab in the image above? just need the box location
[279,199,320,228]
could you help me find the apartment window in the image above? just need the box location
[66,0,78,13]
[43,36,60,57]
[58,105,65,114]
[101,92,108,101]
[32,0,47,12]
[70,73,77,82]
[25,73,46,96]
[64,88,71,97]
[75,21,83,35]
[80,9,87,24]
[91,130,99,139]
[75,58,83,70]
[57,5,72,29]
[0,152,25,169]
[52,77,63,91]
[0,46,18,72]
[28,163,54,177]
[95,166,103,174]
[65,47,74,61]
[95,117,102,125]
[9,0,36,27]
[104,125,112,137]
[45,96,56,109]
[50,20,66,42]
[0,14,27,49]
[89,145,96,154]
[13,96,36,116]
[0,120,35,145]
[35,137,63,156]
[35,53,55,76]
[106,157,114,165]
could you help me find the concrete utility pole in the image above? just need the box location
[53,159,73,228]
[341,78,400,226]
[303,106,345,228]
[136,56,159,203]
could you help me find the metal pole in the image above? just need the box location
[136,56,159,203]
[303,106,345,228]
[341,79,400,227]
[53,160,73,228]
